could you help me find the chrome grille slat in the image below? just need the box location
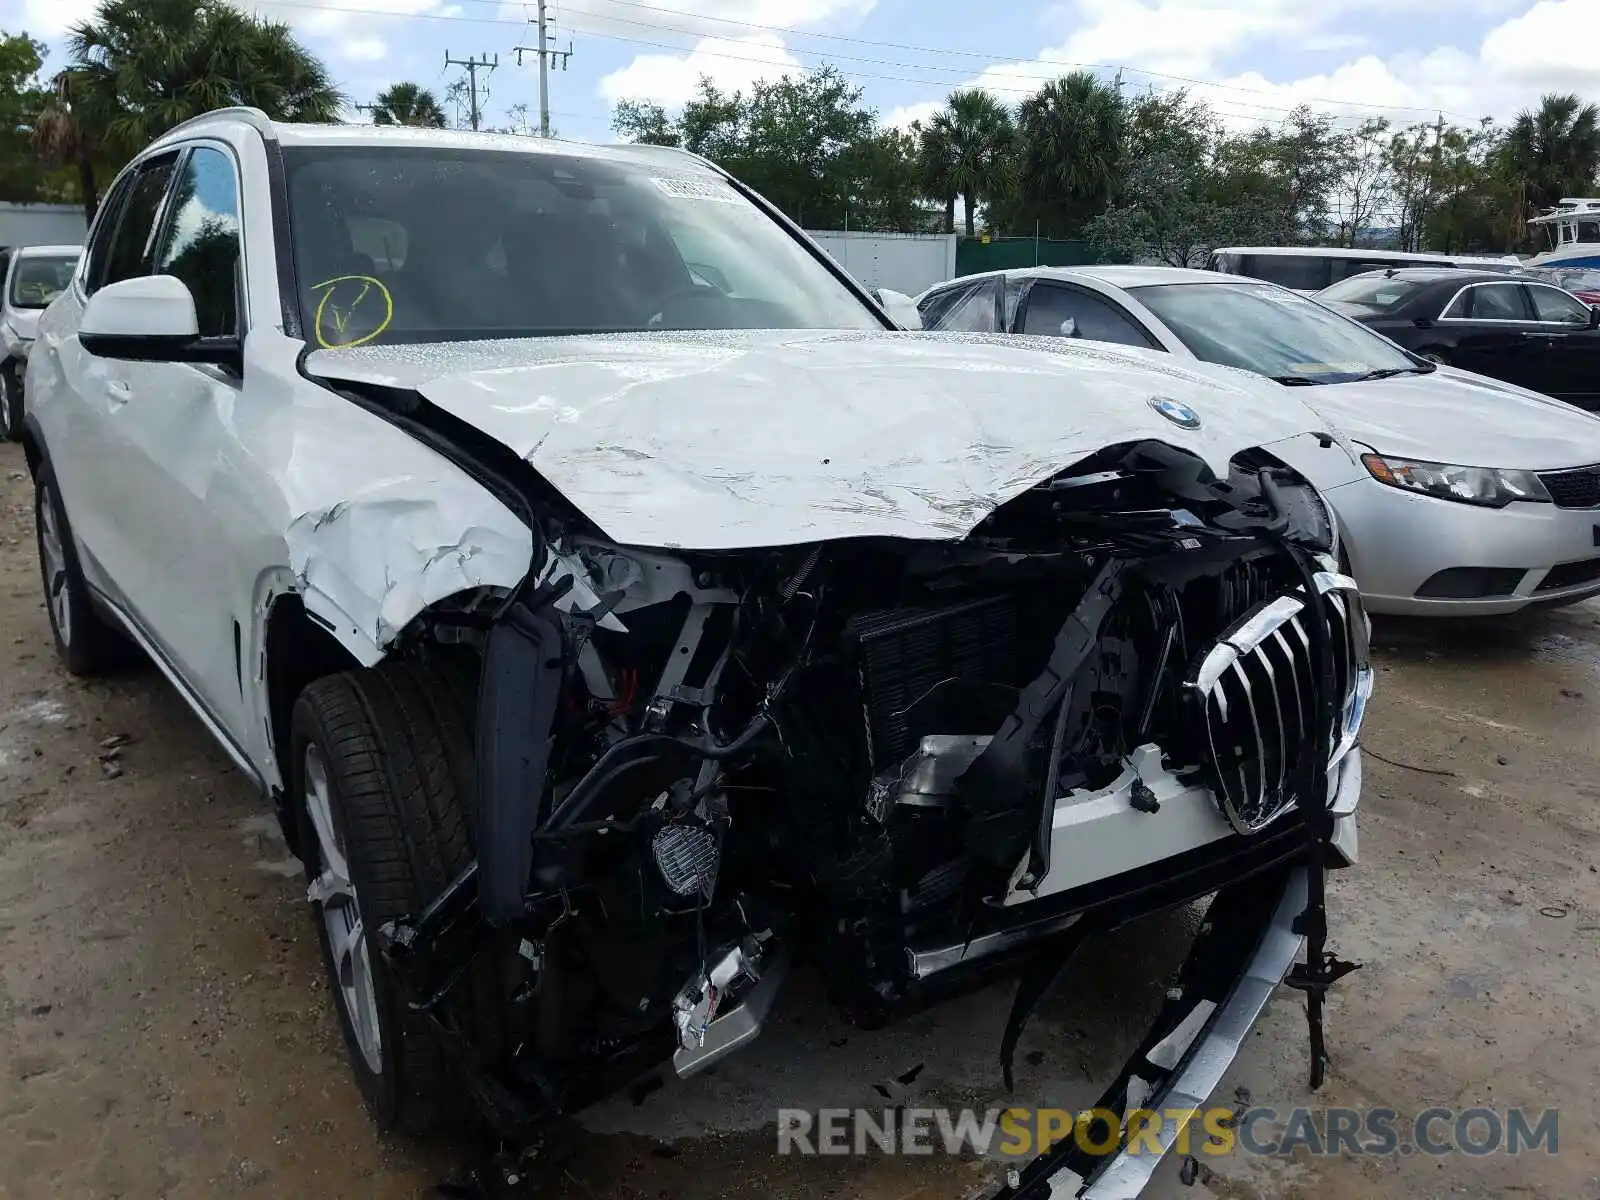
[1187,571,1370,835]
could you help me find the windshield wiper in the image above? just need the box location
[1354,364,1435,381]
[1271,375,1323,386]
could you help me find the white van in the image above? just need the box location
[1206,246,1524,293]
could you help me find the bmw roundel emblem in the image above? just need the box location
[1148,395,1202,430]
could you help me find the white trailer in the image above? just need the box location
[0,203,86,251]
[804,230,957,297]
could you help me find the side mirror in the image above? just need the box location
[1059,317,1080,338]
[871,287,923,331]
[79,275,239,368]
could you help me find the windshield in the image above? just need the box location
[9,253,79,310]
[282,146,882,346]
[1315,273,1431,311]
[1132,281,1419,383]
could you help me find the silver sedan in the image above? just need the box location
[910,265,1600,616]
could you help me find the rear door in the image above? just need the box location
[1435,281,1546,388]
[1525,283,1600,407]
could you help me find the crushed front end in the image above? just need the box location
[373,437,1370,1192]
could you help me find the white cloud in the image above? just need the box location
[599,33,804,106]
[19,0,101,38]
[884,0,1600,137]
[881,100,942,131]
[340,35,389,61]
[538,0,875,42]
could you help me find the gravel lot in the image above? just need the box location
[3,437,1599,1200]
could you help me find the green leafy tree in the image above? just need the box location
[612,98,679,146]
[913,116,956,233]
[0,32,78,206]
[370,82,447,128]
[54,0,340,171]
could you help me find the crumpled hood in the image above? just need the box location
[307,329,1337,550]
[1291,366,1600,470]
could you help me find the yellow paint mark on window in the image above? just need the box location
[311,275,394,349]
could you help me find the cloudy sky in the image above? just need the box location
[6,0,1598,141]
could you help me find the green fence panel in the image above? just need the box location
[954,238,1116,276]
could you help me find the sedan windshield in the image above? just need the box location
[282,146,882,346]
[1132,281,1420,383]
[9,254,79,309]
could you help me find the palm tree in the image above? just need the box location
[369,82,448,128]
[1501,93,1600,216]
[1016,71,1127,234]
[57,0,341,167]
[33,71,101,223]
[915,117,956,233]
[929,89,1014,238]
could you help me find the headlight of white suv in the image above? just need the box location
[1361,453,1551,508]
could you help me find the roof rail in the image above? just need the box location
[608,141,728,178]
[154,106,278,144]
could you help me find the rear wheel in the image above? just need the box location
[292,661,500,1135]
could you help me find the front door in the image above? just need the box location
[1436,281,1546,389]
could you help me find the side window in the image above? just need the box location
[930,280,999,332]
[154,147,243,337]
[81,173,135,294]
[1527,285,1592,326]
[1441,289,1469,319]
[98,157,178,292]
[1467,284,1531,321]
[1021,284,1155,348]
[0,250,11,296]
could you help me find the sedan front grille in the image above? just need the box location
[1187,568,1370,836]
[1537,464,1600,509]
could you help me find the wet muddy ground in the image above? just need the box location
[2,439,1599,1199]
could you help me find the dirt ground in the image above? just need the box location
[3,436,1599,1200]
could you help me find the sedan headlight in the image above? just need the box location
[1360,453,1551,508]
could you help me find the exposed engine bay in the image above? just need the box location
[368,434,1368,1183]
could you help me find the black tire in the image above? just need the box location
[0,360,21,442]
[34,465,126,676]
[291,660,502,1136]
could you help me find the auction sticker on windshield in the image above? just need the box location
[650,176,741,203]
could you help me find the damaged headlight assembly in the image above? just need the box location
[362,440,1365,1200]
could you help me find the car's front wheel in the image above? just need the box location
[291,661,503,1136]
[34,466,126,675]
[0,361,21,442]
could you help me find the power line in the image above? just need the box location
[251,0,1480,128]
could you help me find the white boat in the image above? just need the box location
[1527,198,1600,269]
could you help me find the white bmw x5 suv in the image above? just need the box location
[21,109,1369,1198]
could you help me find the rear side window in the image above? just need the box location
[94,156,178,293]
[926,280,999,332]
[1241,254,1330,291]
[1447,283,1531,320]
[1317,274,1428,310]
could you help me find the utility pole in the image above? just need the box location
[443,50,497,131]
[513,0,573,138]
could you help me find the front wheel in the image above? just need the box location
[292,661,500,1135]
[0,361,21,442]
